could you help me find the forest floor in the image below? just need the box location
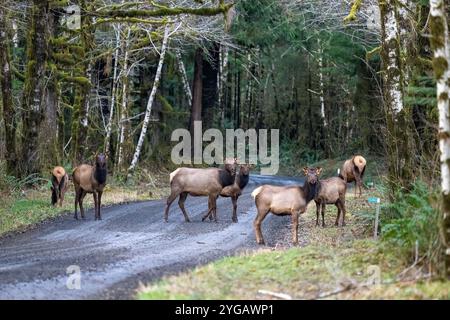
[0,171,171,237]
[137,192,450,300]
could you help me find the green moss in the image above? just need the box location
[157,94,174,113]
[429,15,446,50]
[432,56,449,80]
[344,0,363,22]
[52,52,76,65]
[99,3,233,19]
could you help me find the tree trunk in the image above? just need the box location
[379,0,416,192]
[104,25,121,157]
[190,47,203,135]
[429,0,450,277]
[218,45,229,126]
[175,48,192,105]
[128,24,170,174]
[0,4,16,174]
[117,27,131,171]
[20,0,50,176]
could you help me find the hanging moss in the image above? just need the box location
[52,52,76,65]
[57,72,90,87]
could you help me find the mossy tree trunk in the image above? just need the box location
[429,0,450,278]
[0,2,16,175]
[379,0,416,194]
[20,0,51,176]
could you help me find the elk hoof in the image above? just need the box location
[322,223,326,228]
[292,241,299,246]
[257,240,265,245]
[74,215,78,220]
[232,217,238,223]
[185,219,191,223]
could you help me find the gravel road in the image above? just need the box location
[0,175,304,299]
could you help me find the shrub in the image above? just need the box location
[381,180,441,270]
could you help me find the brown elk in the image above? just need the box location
[314,177,347,227]
[251,167,321,245]
[339,155,366,197]
[72,153,107,220]
[164,158,237,223]
[207,163,251,223]
[51,166,69,207]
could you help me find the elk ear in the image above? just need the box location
[302,167,308,175]
[316,167,323,175]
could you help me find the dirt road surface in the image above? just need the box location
[0,175,304,299]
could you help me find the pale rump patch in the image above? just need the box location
[251,186,263,199]
[169,168,182,183]
[353,155,367,172]
[52,166,66,183]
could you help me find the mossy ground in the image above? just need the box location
[138,192,449,300]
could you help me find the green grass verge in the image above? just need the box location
[138,191,449,300]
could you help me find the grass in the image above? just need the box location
[0,172,171,237]
[138,192,449,300]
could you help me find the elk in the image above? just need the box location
[204,163,251,223]
[164,158,237,223]
[72,153,107,220]
[314,177,347,227]
[51,166,69,207]
[251,167,321,245]
[339,155,366,197]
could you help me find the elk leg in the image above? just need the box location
[178,192,191,222]
[164,190,180,222]
[315,201,320,227]
[93,191,98,220]
[79,190,87,220]
[201,197,215,222]
[74,189,80,220]
[231,195,238,223]
[321,203,326,227]
[97,191,103,220]
[358,178,363,197]
[211,195,219,223]
[335,203,341,226]
[291,210,300,245]
[254,208,269,245]
[339,200,347,226]
[59,187,64,207]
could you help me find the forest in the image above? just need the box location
[0,0,449,299]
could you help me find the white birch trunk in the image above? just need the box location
[317,40,327,127]
[219,44,229,124]
[117,27,131,169]
[175,48,192,104]
[104,25,121,155]
[382,0,403,114]
[429,0,450,266]
[128,24,170,173]
[430,0,450,198]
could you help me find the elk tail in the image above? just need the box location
[169,168,181,183]
[251,186,263,199]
